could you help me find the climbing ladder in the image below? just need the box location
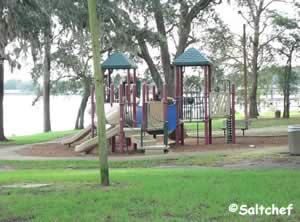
[226,115,233,144]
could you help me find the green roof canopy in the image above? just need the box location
[101,52,137,69]
[173,48,211,66]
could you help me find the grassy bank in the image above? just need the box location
[0,168,299,221]
[0,130,79,145]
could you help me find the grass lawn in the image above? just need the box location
[185,116,300,130]
[0,130,79,145]
[0,148,281,170]
[0,168,299,221]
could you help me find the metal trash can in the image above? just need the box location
[288,125,300,155]
[275,110,281,118]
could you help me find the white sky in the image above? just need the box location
[4,1,298,81]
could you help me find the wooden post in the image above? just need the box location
[243,24,248,121]
[91,85,95,138]
[232,84,236,144]
[87,0,109,186]
[119,85,125,153]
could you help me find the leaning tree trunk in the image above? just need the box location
[75,77,91,129]
[137,36,163,92]
[0,59,7,141]
[43,30,52,132]
[153,0,174,97]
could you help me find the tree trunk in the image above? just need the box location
[43,29,52,132]
[283,56,292,118]
[249,19,260,118]
[152,0,174,97]
[88,0,109,186]
[75,77,91,129]
[137,36,163,92]
[0,60,7,141]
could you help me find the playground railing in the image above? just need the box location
[181,92,205,122]
[209,92,231,118]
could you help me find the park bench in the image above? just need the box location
[221,119,251,136]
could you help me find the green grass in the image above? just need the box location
[185,116,300,130]
[0,148,285,170]
[0,130,79,145]
[0,168,299,221]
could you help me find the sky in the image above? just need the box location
[4,1,298,82]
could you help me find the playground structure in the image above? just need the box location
[62,48,236,154]
[173,48,236,145]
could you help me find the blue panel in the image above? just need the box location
[167,104,177,132]
[136,106,143,127]
[135,104,177,132]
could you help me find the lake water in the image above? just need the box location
[4,94,91,136]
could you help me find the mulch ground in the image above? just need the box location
[16,135,288,158]
[171,135,288,152]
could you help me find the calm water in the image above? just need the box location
[4,94,91,136]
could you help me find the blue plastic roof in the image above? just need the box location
[173,48,211,66]
[101,52,137,69]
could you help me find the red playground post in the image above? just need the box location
[204,66,209,145]
[146,84,149,102]
[119,85,125,152]
[152,85,156,101]
[163,84,168,145]
[175,66,180,145]
[142,83,147,130]
[132,84,137,127]
[180,67,184,145]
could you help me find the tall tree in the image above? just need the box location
[105,0,220,96]
[273,13,300,118]
[238,0,282,117]
[19,0,80,132]
[0,0,31,140]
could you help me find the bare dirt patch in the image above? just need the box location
[171,136,287,152]
[16,142,142,158]
[16,143,84,157]
[16,136,287,158]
